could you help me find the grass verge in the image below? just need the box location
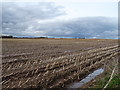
[90,74,120,89]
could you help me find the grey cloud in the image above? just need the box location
[32,17,117,39]
[2,2,65,21]
[2,2,118,39]
[2,2,65,36]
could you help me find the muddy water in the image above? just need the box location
[67,68,104,89]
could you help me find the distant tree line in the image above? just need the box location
[1,35,85,39]
[36,37,48,38]
[1,35,13,38]
[0,35,49,39]
[14,37,48,39]
[74,37,85,39]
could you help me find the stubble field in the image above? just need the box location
[1,38,119,88]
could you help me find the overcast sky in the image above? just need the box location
[2,0,118,39]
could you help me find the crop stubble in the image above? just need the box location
[1,38,119,88]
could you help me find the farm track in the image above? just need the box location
[2,45,119,88]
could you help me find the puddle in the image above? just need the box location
[67,68,104,89]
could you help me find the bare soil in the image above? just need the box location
[1,38,119,89]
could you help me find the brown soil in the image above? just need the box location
[2,38,119,89]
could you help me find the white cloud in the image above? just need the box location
[2,2,118,39]
[2,2,66,36]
